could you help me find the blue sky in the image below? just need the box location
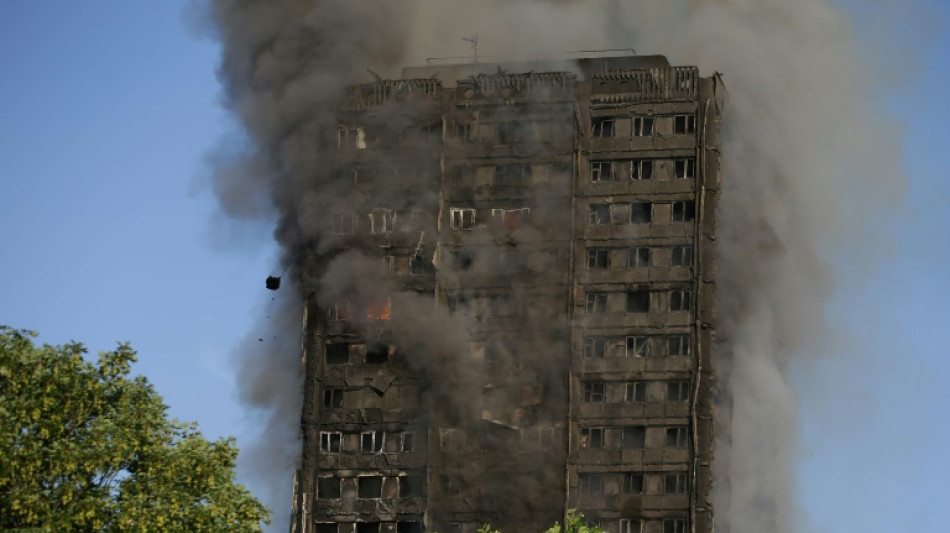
[1,2,948,532]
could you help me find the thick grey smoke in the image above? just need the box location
[205,1,911,531]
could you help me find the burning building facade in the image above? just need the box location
[291,54,724,533]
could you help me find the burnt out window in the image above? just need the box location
[399,476,424,498]
[668,381,690,401]
[626,290,650,313]
[591,161,614,182]
[674,114,696,134]
[320,431,342,453]
[666,427,689,448]
[671,246,693,267]
[622,473,644,495]
[325,343,348,365]
[584,337,607,358]
[630,159,653,180]
[665,473,688,494]
[628,247,650,268]
[633,117,654,136]
[580,427,604,449]
[586,292,608,314]
[630,202,652,224]
[589,203,610,225]
[668,335,691,357]
[356,523,380,533]
[626,335,650,357]
[491,207,530,229]
[624,382,646,403]
[318,477,341,499]
[450,208,476,230]
[358,476,383,499]
[579,473,604,496]
[366,344,391,365]
[410,251,425,276]
[622,426,646,449]
[587,248,609,269]
[671,201,696,222]
[664,519,687,533]
[582,381,606,403]
[669,290,692,312]
[398,523,424,533]
[591,116,616,138]
[674,158,695,179]
[361,431,383,453]
[316,524,338,533]
[323,387,344,409]
[401,432,415,453]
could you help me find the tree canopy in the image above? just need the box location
[0,326,269,532]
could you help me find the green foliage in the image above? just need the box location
[544,510,606,533]
[0,327,269,532]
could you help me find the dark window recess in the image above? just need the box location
[496,164,531,186]
[631,159,653,180]
[591,117,615,138]
[623,473,644,494]
[628,247,650,268]
[580,427,604,449]
[358,476,383,498]
[399,476,424,497]
[672,201,696,222]
[410,252,425,276]
[361,431,382,453]
[630,203,652,224]
[591,161,614,182]
[622,426,646,449]
[627,336,649,357]
[398,523,424,533]
[626,291,650,313]
[666,427,689,448]
[587,248,609,269]
[587,293,608,314]
[671,246,693,267]
[668,381,690,401]
[321,432,342,453]
[365,343,389,364]
[665,473,688,494]
[323,388,344,408]
[357,523,381,533]
[402,432,415,453]
[582,382,606,403]
[625,382,645,403]
[584,337,607,358]
[589,203,610,225]
[318,477,341,499]
[664,519,687,533]
[633,117,654,136]
[674,158,695,179]
[674,114,697,134]
[456,123,472,140]
[579,473,603,496]
[325,343,348,365]
[316,524,338,533]
[668,335,690,356]
[670,290,692,311]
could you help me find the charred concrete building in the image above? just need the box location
[291,55,724,533]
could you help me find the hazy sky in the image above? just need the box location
[1,2,948,532]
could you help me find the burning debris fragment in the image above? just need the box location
[265,276,281,291]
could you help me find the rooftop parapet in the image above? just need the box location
[591,66,699,103]
[342,78,443,112]
[455,71,577,102]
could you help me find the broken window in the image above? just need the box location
[626,336,650,357]
[671,246,693,267]
[591,116,616,138]
[667,335,691,357]
[674,158,695,179]
[665,473,688,494]
[579,473,604,496]
[589,203,610,226]
[357,476,383,499]
[450,208,476,230]
[669,290,692,311]
[456,123,473,141]
[630,159,653,180]
[331,212,356,235]
[622,473,644,495]
[664,519,687,533]
[630,203,652,224]
[587,248,609,269]
[325,343,349,366]
[495,165,531,186]
[318,477,341,499]
[316,524,339,533]
[674,114,696,134]
[626,290,650,313]
[624,382,646,403]
[369,209,395,234]
[323,387,344,409]
[633,117,654,137]
[357,523,380,533]
[365,300,392,321]
[360,431,383,453]
[590,161,614,182]
[667,381,690,401]
[410,251,425,276]
[401,432,415,453]
[671,201,696,222]
[398,523,423,533]
[622,426,646,449]
[399,476,424,498]
[584,337,608,358]
[666,427,689,448]
[580,427,604,449]
[583,382,606,403]
[627,247,650,268]
[328,302,352,322]
[491,207,530,229]
[586,292,608,314]
[454,166,475,188]
[320,431,342,453]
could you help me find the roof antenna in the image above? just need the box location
[462,34,479,77]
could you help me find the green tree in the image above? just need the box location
[0,326,269,532]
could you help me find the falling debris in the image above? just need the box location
[265,276,281,291]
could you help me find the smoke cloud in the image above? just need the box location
[204,1,914,531]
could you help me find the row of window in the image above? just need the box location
[330,210,428,236]
[589,201,695,226]
[587,245,692,269]
[452,162,571,189]
[578,471,688,496]
[319,430,415,454]
[580,426,689,450]
[437,426,557,452]
[591,114,696,138]
[449,207,531,230]
[337,123,440,149]
[586,289,693,313]
[591,158,695,181]
[592,518,687,533]
[315,522,422,533]
[584,334,691,359]
[581,380,690,404]
[454,119,574,145]
[317,474,424,499]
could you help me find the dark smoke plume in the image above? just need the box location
[204,1,916,531]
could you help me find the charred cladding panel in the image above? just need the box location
[292,57,721,533]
